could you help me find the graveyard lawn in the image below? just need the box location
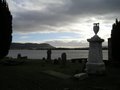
[0,59,120,90]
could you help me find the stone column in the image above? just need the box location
[86,23,105,75]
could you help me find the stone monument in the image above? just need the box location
[86,23,105,75]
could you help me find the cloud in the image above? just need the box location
[6,0,120,47]
[45,38,108,48]
[66,0,120,15]
[6,0,120,33]
[45,40,88,48]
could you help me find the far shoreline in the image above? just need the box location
[10,48,108,50]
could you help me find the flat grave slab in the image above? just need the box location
[43,70,71,79]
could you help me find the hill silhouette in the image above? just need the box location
[10,43,108,50]
[10,43,56,50]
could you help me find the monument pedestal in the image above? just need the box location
[86,63,105,75]
[86,35,105,75]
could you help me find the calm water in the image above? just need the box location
[7,50,108,60]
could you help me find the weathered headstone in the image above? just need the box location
[61,53,67,65]
[58,57,61,61]
[53,59,59,65]
[47,49,52,62]
[86,23,105,75]
[42,57,46,60]
[17,53,21,59]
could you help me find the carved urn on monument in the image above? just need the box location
[86,23,105,75]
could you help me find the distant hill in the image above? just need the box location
[10,43,108,50]
[10,43,56,50]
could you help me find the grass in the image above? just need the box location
[0,59,120,90]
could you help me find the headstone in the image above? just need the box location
[17,53,21,59]
[86,23,105,75]
[47,49,52,62]
[71,59,76,63]
[42,57,46,60]
[17,53,27,59]
[58,57,61,61]
[61,53,67,65]
[53,59,59,65]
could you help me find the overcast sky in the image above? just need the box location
[6,0,120,48]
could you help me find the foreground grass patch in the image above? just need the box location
[0,59,120,90]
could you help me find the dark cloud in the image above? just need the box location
[7,0,120,33]
[65,0,120,16]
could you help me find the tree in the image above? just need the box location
[111,19,120,62]
[0,0,12,59]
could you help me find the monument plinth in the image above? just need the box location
[86,23,105,75]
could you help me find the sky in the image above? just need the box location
[6,0,120,48]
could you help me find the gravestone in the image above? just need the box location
[47,49,52,62]
[86,23,105,75]
[61,53,67,65]
[17,53,21,59]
